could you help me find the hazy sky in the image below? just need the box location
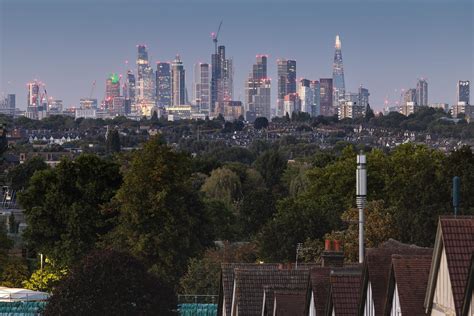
[1,0,473,111]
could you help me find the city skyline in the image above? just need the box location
[1,0,473,112]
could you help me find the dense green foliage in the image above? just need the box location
[107,136,214,285]
[19,155,122,267]
[44,250,175,316]
[7,156,49,191]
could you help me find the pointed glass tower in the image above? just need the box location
[332,35,345,107]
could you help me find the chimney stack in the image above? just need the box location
[321,239,344,268]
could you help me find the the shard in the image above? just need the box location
[332,35,345,108]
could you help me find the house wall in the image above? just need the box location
[390,284,401,316]
[431,248,455,316]
[364,281,375,316]
[309,291,316,316]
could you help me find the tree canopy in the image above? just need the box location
[19,154,122,267]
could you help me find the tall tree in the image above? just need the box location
[106,129,121,153]
[7,156,49,191]
[109,136,213,285]
[201,167,242,205]
[44,250,175,316]
[19,154,122,267]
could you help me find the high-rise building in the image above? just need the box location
[298,79,313,114]
[80,98,98,109]
[358,86,370,109]
[416,79,428,106]
[156,62,171,108]
[277,59,296,117]
[27,80,40,109]
[245,55,271,121]
[104,73,121,109]
[403,88,417,105]
[125,70,136,104]
[457,80,470,104]
[211,45,233,114]
[332,35,345,108]
[283,93,301,116]
[193,63,211,114]
[310,80,320,117]
[136,45,155,114]
[171,55,186,106]
[319,78,333,116]
[0,94,15,116]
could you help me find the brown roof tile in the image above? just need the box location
[360,240,432,315]
[328,268,362,316]
[273,290,306,316]
[439,216,474,315]
[234,268,311,316]
[219,263,280,316]
[306,267,331,316]
[387,255,432,316]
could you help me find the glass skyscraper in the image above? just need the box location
[416,79,428,106]
[277,59,296,117]
[319,78,333,116]
[193,63,210,114]
[171,55,186,106]
[211,45,233,115]
[332,35,345,109]
[245,55,271,120]
[156,62,171,108]
[457,80,470,104]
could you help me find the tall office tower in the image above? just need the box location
[319,78,334,116]
[416,79,428,106]
[245,55,271,121]
[211,45,233,114]
[298,79,314,114]
[358,86,370,109]
[171,55,186,106]
[332,35,345,108]
[403,88,417,105]
[136,45,155,114]
[283,93,301,116]
[104,73,121,109]
[193,63,211,114]
[156,62,171,108]
[310,80,320,117]
[27,80,40,110]
[457,80,470,104]
[7,94,15,112]
[125,70,136,103]
[277,59,297,116]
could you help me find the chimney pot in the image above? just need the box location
[334,240,341,252]
[325,239,332,251]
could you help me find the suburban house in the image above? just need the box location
[358,240,432,316]
[384,254,433,315]
[424,216,474,316]
[325,266,362,316]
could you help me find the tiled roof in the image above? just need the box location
[439,216,474,315]
[306,267,331,316]
[234,268,311,316]
[219,263,280,316]
[387,254,432,316]
[328,267,362,316]
[462,254,473,316]
[273,290,306,316]
[359,240,432,316]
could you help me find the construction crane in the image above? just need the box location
[89,80,96,99]
[211,20,223,53]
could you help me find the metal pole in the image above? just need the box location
[356,152,367,264]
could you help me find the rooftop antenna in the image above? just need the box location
[356,151,367,263]
[453,176,460,215]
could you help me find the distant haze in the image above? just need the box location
[1,0,473,111]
